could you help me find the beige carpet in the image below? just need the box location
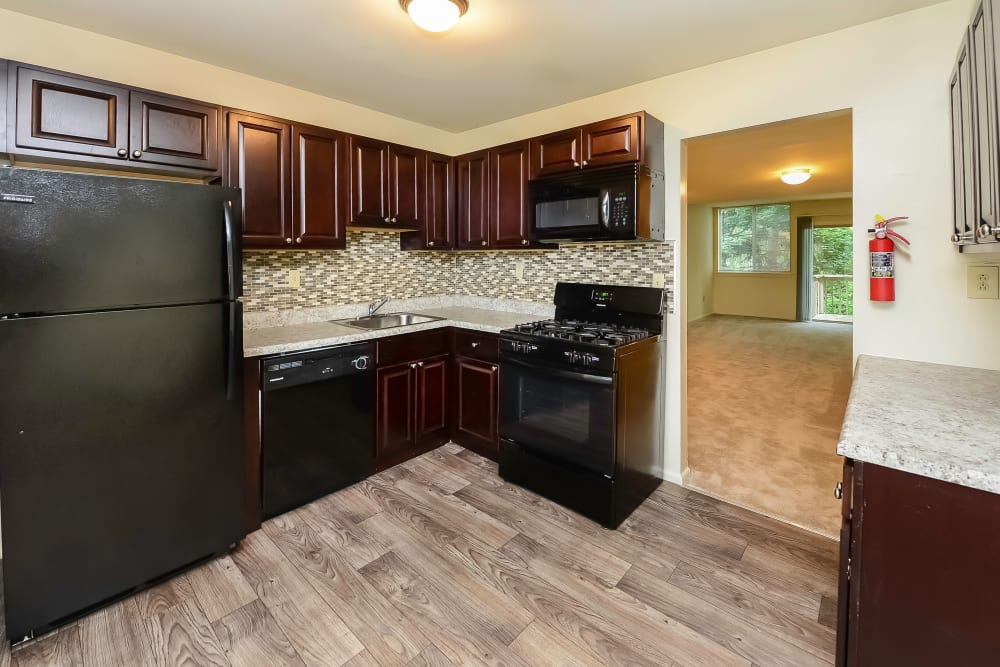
[686,315,852,538]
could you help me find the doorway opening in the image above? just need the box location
[683,110,854,537]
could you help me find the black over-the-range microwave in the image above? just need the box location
[530,163,666,243]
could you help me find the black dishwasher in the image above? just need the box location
[261,342,374,519]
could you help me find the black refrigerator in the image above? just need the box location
[0,167,245,642]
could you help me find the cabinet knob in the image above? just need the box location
[521,239,529,246]
[410,363,418,369]
[471,342,479,348]
[582,160,589,166]
[417,361,424,367]
[834,482,843,500]
[391,217,398,223]
[481,241,488,247]
[573,161,580,167]
[428,241,435,247]
[978,223,996,240]
[295,237,302,244]
[117,148,128,158]
[492,365,498,372]
[285,238,293,244]
[384,217,391,223]
[132,150,142,159]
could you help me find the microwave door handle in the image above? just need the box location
[600,190,611,228]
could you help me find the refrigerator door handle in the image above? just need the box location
[226,301,241,401]
[223,200,237,302]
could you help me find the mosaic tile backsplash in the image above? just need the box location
[243,230,675,312]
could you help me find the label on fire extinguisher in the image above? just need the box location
[871,252,894,278]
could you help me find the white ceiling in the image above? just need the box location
[686,110,853,205]
[0,0,944,132]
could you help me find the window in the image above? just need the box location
[717,204,791,272]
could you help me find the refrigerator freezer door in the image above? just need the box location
[0,168,241,315]
[0,303,244,640]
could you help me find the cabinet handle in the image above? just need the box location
[391,217,398,223]
[492,365,498,371]
[582,160,589,166]
[285,238,293,244]
[977,223,997,240]
[471,342,479,348]
[834,482,843,500]
[428,241,435,247]
[295,237,302,244]
[117,148,128,158]
[132,150,142,159]
[521,239,529,246]
[573,161,580,167]
[410,363,418,369]
[480,241,487,247]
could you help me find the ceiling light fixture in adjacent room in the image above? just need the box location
[780,168,812,185]
[400,0,469,32]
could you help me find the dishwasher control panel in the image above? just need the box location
[262,342,374,391]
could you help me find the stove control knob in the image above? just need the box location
[563,351,580,363]
[582,353,600,366]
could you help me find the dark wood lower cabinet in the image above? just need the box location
[376,361,417,466]
[837,460,1000,666]
[452,356,499,460]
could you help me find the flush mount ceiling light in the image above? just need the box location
[400,0,469,32]
[780,168,812,185]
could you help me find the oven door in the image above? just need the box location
[499,355,616,476]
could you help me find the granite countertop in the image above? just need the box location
[838,355,1000,494]
[243,296,552,357]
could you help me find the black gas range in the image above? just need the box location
[498,282,665,529]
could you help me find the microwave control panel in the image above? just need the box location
[603,189,634,230]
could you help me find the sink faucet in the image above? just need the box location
[368,297,389,318]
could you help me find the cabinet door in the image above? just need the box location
[129,91,221,171]
[456,150,491,249]
[835,459,854,667]
[376,363,416,462]
[11,64,129,159]
[454,357,499,460]
[951,34,977,241]
[292,124,348,249]
[971,2,999,230]
[582,114,640,168]
[388,144,424,227]
[226,112,293,248]
[415,355,449,442]
[424,152,454,248]
[350,136,389,226]
[530,128,583,178]
[490,141,531,248]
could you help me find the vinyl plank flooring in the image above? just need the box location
[143,597,228,667]
[405,643,455,667]
[186,555,258,623]
[11,625,83,667]
[298,498,393,571]
[342,650,382,667]
[263,512,428,666]
[212,600,303,667]
[509,620,606,667]
[740,545,838,599]
[135,574,195,619]
[399,456,471,494]
[78,598,153,667]
[231,532,365,666]
[817,595,838,630]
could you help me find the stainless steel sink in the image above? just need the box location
[332,312,445,330]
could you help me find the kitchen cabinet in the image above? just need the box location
[451,330,500,460]
[402,152,454,250]
[226,111,293,248]
[950,0,1000,249]
[490,140,532,248]
[292,123,349,249]
[456,149,491,249]
[529,112,661,179]
[374,329,450,471]
[836,460,1000,665]
[5,62,222,176]
[349,136,424,229]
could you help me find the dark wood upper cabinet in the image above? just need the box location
[376,362,416,462]
[349,135,389,227]
[128,91,221,171]
[292,124,349,249]
[389,143,423,227]
[10,65,129,160]
[456,149,491,249]
[490,140,531,248]
[529,127,583,179]
[582,114,641,168]
[226,112,293,248]
[453,357,499,460]
[402,151,454,250]
[415,355,449,441]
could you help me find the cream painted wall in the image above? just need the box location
[713,198,853,321]
[0,9,456,153]
[686,204,714,321]
[448,0,993,482]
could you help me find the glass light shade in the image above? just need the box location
[404,0,466,32]
[780,169,812,185]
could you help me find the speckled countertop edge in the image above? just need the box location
[837,355,1000,494]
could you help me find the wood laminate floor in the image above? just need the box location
[2,444,840,666]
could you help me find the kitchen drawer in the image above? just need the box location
[376,328,449,366]
[453,329,499,363]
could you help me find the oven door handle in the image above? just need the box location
[501,356,614,386]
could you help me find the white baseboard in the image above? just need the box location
[661,467,689,486]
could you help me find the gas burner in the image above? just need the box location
[507,318,654,349]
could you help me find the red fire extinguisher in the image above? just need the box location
[868,215,910,302]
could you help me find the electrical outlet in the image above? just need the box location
[967,265,999,299]
[652,272,666,289]
[288,269,301,290]
[514,261,525,280]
